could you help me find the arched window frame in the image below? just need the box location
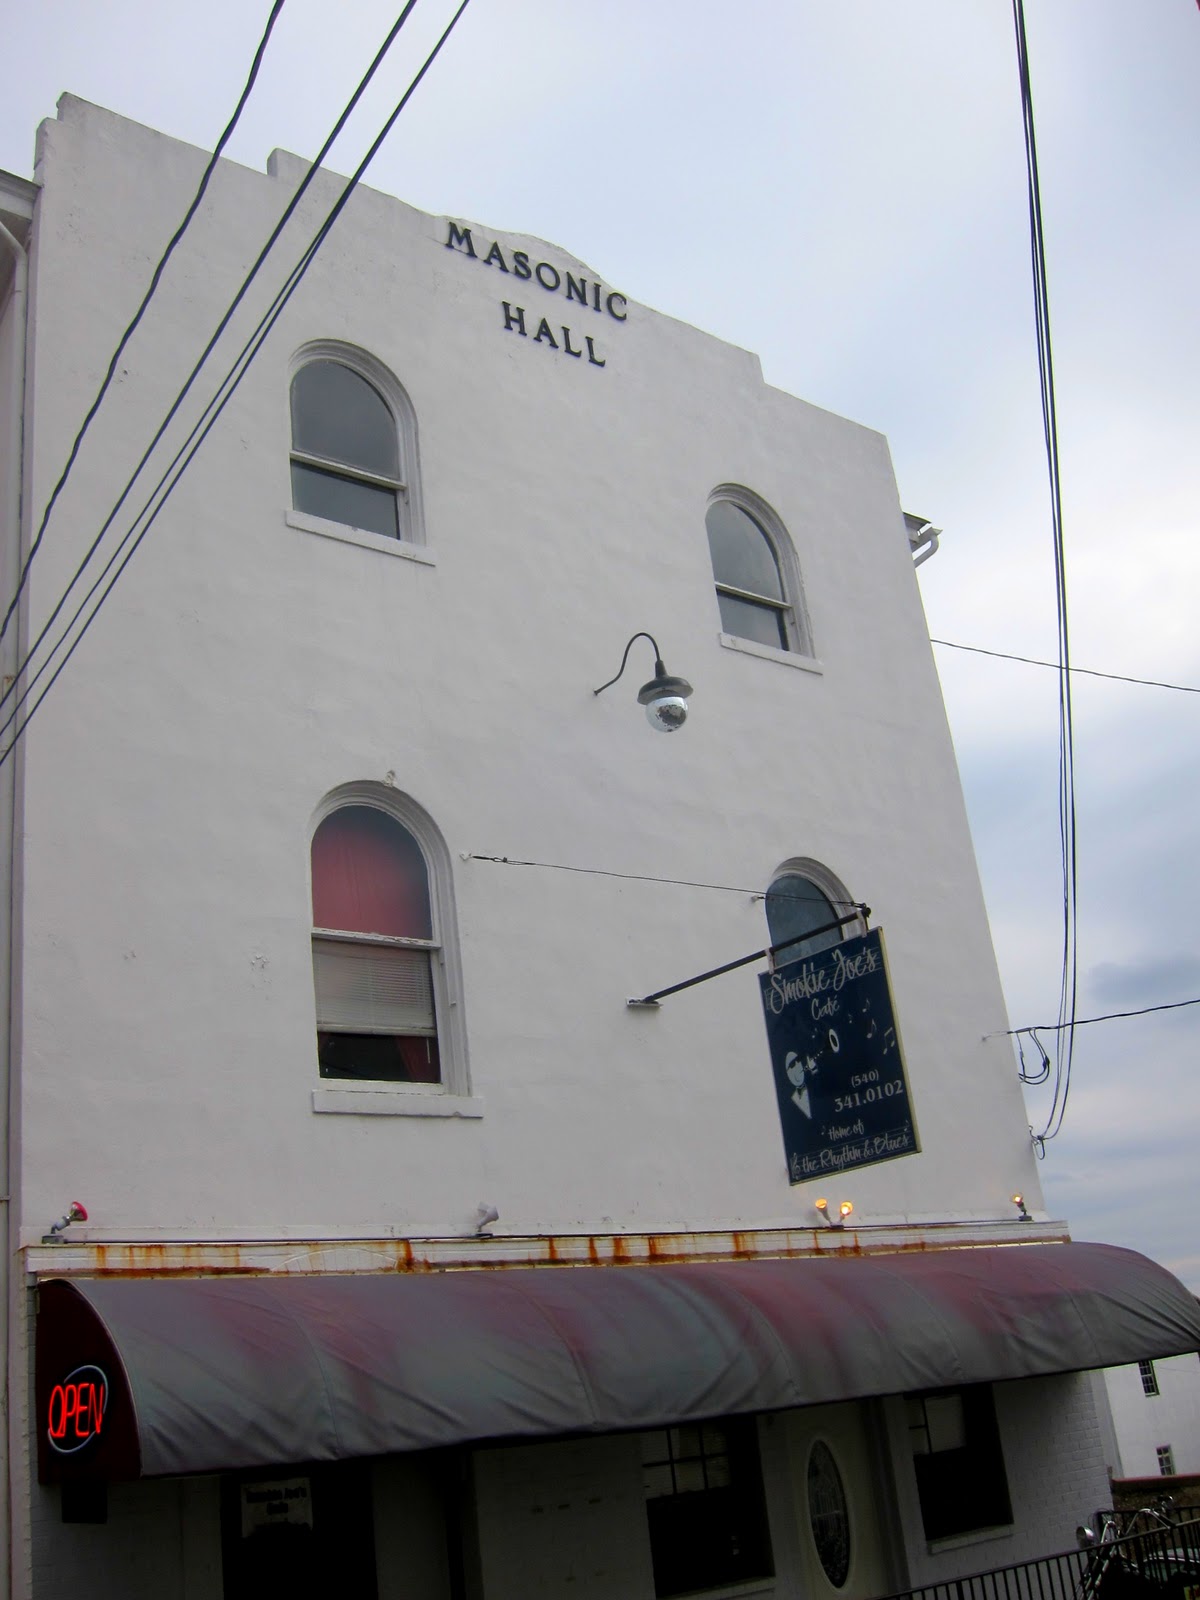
[288,341,426,551]
[706,485,814,659]
[309,782,473,1115]
[765,857,864,966]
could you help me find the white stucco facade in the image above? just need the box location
[0,96,1186,1600]
[13,99,1042,1243]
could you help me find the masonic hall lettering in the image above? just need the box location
[444,221,625,367]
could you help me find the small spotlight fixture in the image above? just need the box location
[1011,1192,1032,1222]
[594,632,693,732]
[814,1197,854,1229]
[42,1200,87,1245]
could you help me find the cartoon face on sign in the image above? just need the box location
[47,1365,107,1455]
[784,1051,818,1120]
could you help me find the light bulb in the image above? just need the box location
[645,693,688,732]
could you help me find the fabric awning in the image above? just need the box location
[36,1241,1200,1482]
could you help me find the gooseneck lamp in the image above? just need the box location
[594,633,694,732]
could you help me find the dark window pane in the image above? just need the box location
[911,1386,1012,1541]
[290,360,399,479]
[292,461,399,538]
[221,1464,377,1600]
[706,501,784,600]
[643,1418,773,1598]
[767,874,840,965]
[318,1031,441,1083]
[716,590,787,649]
[312,807,432,939]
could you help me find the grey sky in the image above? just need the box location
[3,1,1198,1283]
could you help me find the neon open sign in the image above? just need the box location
[47,1365,107,1455]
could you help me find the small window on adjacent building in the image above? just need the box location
[907,1386,1012,1542]
[641,1419,773,1597]
[311,804,441,1083]
[705,487,811,655]
[1157,1445,1176,1476]
[1139,1360,1160,1397]
[766,860,861,967]
[291,357,408,539]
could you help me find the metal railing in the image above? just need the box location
[883,1511,1200,1600]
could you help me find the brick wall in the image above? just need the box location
[883,1373,1112,1592]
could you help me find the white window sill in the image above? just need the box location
[312,1087,483,1118]
[926,1525,1014,1557]
[717,633,822,673]
[669,1581,774,1600]
[286,509,436,565]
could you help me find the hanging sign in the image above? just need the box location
[759,928,918,1183]
[241,1478,314,1537]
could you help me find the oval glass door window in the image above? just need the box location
[807,1439,851,1587]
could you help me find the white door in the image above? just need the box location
[785,1401,897,1600]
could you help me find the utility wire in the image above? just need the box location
[1013,0,1079,1146]
[0,0,287,646]
[931,639,1200,695]
[0,0,422,734]
[0,0,473,769]
[1007,995,1200,1035]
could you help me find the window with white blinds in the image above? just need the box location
[312,938,436,1036]
[310,802,446,1085]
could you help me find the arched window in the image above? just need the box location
[705,487,810,655]
[290,352,418,541]
[766,861,860,967]
[311,803,442,1083]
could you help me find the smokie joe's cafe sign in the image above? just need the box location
[443,221,626,368]
[759,928,919,1183]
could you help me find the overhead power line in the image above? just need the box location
[0,0,421,738]
[0,0,473,770]
[0,0,287,646]
[1007,995,1200,1035]
[1012,0,1079,1147]
[931,639,1200,695]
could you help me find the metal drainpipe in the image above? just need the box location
[0,214,29,1600]
[910,521,941,567]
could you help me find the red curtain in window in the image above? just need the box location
[311,807,432,938]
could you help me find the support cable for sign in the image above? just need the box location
[627,908,870,1008]
[0,0,476,770]
[0,0,427,742]
[0,0,288,647]
[464,854,867,912]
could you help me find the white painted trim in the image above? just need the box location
[718,632,823,673]
[285,508,436,564]
[925,1525,1014,1556]
[768,857,865,941]
[312,1087,484,1117]
[707,482,816,657]
[288,337,426,546]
